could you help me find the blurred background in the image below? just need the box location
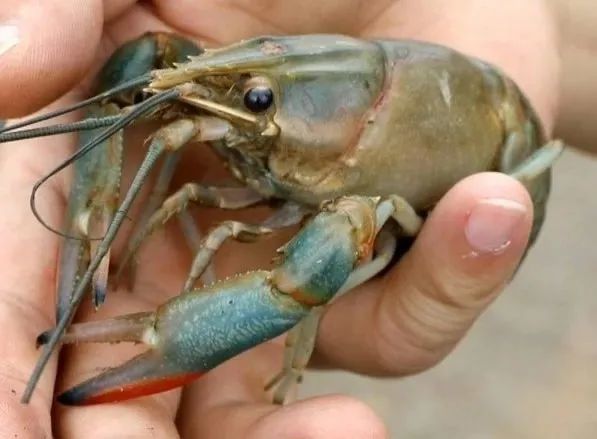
[300,1,597,437]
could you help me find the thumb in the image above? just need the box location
[316,172,535,375]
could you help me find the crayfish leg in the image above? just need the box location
[265,227,399,404]
[265,307,323,404]
[177,209,217,285]
[505,139,564,246]
[116,182,263,288]
[182,219,271,292]
[115,152,182,289]
[178,201,308,291]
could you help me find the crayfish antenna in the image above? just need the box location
[0,74,151,135]
[0,116,122,143]
[28,88,181,241]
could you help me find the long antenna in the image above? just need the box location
[0,116,121,143]
[0,74,150,134]
[29,89,181,240]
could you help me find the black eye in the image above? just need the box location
[243,87,274,112]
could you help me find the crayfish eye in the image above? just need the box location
[243,86,274,113]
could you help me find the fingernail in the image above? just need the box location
[464,198,527,254]
[0,24,19,57]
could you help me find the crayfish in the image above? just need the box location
[0,32,563,405]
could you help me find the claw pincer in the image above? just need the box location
[49,197,376,405]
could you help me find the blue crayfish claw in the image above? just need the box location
[49,196,379,405]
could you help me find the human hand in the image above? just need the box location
[550,0,597,153]
[0,1,558,437]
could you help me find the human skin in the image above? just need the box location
[549,0,597,152]
[0,1,560,437]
